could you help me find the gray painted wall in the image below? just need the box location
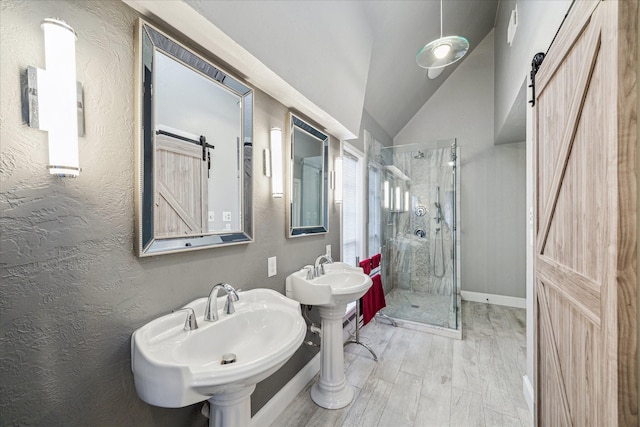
[395,31,527,299]
[0,1,340,425]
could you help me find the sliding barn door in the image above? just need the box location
[533,0,637,426]
[154,133,208,239]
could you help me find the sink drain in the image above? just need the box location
[221,353,237,365]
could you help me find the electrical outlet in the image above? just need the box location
[223,211,231,222]
[326,244,331,257]
[267,256,277,277]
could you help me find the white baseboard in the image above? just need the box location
[461,291,526,309]
[251,353,320,427]
[523,374,534,420]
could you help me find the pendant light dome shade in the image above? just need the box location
[416,0,469,69]
[416,35,469,69]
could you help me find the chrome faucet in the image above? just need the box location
[205,283,240,321]
[173,307,199,331]
[314,254,334,277]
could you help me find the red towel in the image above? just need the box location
[359,258,372,275]
[362,274,386,325]
[371,253,382,269]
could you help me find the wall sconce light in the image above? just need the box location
[269,127,284,198]
[383,180,390,209]
[394,186,401,211]
[22,18,84,177]
[333,156,343,204]
[404,190,410,212]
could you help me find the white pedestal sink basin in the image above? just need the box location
[286,263,372,409]
[131,289,306,427]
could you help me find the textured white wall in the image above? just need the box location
[350,109,393,154]
[494,0,572,143]
[396,31,527,299]
[0,1,340,424]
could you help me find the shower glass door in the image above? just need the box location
[378,140,459,330]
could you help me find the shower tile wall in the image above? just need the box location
[391,147,454,296]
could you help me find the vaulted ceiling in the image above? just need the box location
[128,0,499,140]
[361,0,498,137]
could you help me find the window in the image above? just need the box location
[367,165,381,257]
[341,145,364,267]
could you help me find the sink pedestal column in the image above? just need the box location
[311,303,354,409]
[208,385,255,427]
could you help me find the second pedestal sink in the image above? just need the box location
[131,288,306,427]
[285,261,372,306]
[286,262,372,409]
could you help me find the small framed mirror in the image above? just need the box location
[135,20,253,256]
[287,113,329,237]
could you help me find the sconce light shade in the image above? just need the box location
[42,19,79,176]
[383,180,390,209]
[334,156,343,204]
[270,127,283,198]
[23,18,82,177]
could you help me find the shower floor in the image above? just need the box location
[380,289,457,329]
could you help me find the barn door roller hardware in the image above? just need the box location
[529,52,545,107]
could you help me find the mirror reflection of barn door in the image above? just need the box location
[533,1,637,426]
[154,132,208,239]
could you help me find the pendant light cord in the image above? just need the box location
[440,0,444,38]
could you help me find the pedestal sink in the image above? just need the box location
[286,262,372,409]
[131,289,306,427]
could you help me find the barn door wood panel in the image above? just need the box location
[154,133,208,239]
[533,0,637,426]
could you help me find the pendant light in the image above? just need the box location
[416,0,469,69]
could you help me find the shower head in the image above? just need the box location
[414,151,425,159]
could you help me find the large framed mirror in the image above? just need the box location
[134,20,253,256]
[287,113,329,237]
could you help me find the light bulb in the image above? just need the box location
[433,43,451,59]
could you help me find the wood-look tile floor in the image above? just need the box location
[271,301,530,427]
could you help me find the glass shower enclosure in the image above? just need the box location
[375,139,460,333]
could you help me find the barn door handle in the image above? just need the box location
[199,135,214,160]
[199,135,214,178]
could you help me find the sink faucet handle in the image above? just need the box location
[173,307,199,331]
[224,285,240,314]
[304,266,314,280]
